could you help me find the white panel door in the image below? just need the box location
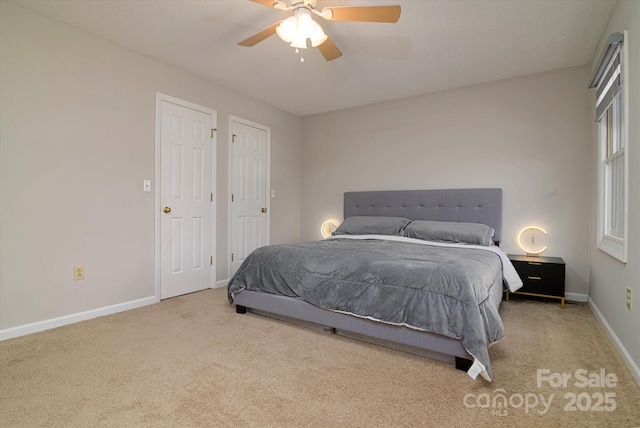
[160,101,213,299]
[230,120,269,276]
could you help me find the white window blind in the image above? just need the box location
[589,32,623,119]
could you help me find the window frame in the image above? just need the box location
[595,31,628,263]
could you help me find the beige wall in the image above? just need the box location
[301,66,592,296]
[588,0,640,375]
[0,2,302,330]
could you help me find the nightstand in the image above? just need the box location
[506,254,566,309]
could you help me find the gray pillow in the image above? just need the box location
[403,220,494,246]
[333,216,412,236]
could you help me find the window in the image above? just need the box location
[590,32,628,263]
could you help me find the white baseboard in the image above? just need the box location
[565,292,588,302]
[588,298,640,386]
[0,296,157,341]
[214,279,228,289]
[2,282,230,341]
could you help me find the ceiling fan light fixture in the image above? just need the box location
[290,33,308,49]
[276,16,296,43]
[275,7,326,50]
[309,24,328,47]
[296,9,314,35]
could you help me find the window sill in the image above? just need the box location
[597,237,627,263]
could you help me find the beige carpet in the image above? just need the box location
[1,288,639,427]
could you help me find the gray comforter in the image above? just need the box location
[228,236,509,380]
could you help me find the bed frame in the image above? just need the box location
[233,188,503,372]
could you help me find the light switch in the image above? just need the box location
[143,180,151,192]
[271,189,276,198]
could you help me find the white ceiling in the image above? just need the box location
[12,0,616,116]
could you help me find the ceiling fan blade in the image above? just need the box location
[250,0,287,9]
[317,36,343,61]
[238,22,280,47]
[321,5,401,23]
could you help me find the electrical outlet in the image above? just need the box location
[627,287,632,310]
[74,265,85,281]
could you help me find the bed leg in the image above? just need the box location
[455,357,473,372]
[235,305,247,314]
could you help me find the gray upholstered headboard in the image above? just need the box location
[343,188,503,243]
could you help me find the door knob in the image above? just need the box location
[261,207,267,213]
[163,207,172,213]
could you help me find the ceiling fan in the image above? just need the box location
[238,0,401,61]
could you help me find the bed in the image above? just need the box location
[227,188,522,381]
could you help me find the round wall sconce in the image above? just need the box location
[320,219,339,239]
[517,225,548,256]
